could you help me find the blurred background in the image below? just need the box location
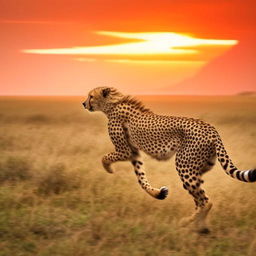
[0,0,255,96]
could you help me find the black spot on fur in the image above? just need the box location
[132,160,137,166]
[229,168,237,175]
[223,161,229,170]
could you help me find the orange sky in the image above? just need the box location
[0,0,255,95]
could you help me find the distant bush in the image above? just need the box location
[25,114,51,123]
[36,163,81,195]
[0,156,32,183]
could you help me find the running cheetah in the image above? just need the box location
[82,87,256,233]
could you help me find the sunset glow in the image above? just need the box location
[1,0,255,95]
[22,31,238,57]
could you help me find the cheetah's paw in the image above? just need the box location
[156,186,169,200]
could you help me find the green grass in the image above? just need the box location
[0,95,255,256]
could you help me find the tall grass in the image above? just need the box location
[0,156,32,183]
[0,96,255,256]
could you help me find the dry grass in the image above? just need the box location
[35,163,82,195]
[0,156,32,183]
[0,95,255,256]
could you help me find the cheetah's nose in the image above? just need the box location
[82,102,86,108]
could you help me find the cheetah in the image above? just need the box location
[82,87,256,233]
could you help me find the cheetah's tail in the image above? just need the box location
[215,137,256,182]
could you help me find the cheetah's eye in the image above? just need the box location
[90,95,94,99]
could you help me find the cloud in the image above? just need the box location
[73,58,97,62]
[21,31,238,64]
[104,59,206,65]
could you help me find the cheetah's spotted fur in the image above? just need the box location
[83,87,256,232]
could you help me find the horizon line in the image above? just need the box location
[0,92,255,97]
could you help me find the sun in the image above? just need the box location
[22,31,238,57]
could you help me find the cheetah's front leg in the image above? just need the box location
[102,151,131,173]
[132,156,168,200]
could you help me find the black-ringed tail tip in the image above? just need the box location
[156,186,169,200]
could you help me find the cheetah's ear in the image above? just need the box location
[102,88,111,98]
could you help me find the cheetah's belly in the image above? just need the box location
[152,149,176,161]
[127,127,178,161]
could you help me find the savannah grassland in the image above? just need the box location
[0,95,255,256]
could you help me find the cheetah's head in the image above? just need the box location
[82,87,124,112]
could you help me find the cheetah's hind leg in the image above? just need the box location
[181,203,213,235]
[178,173,212,234]
[179,201,213,234]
